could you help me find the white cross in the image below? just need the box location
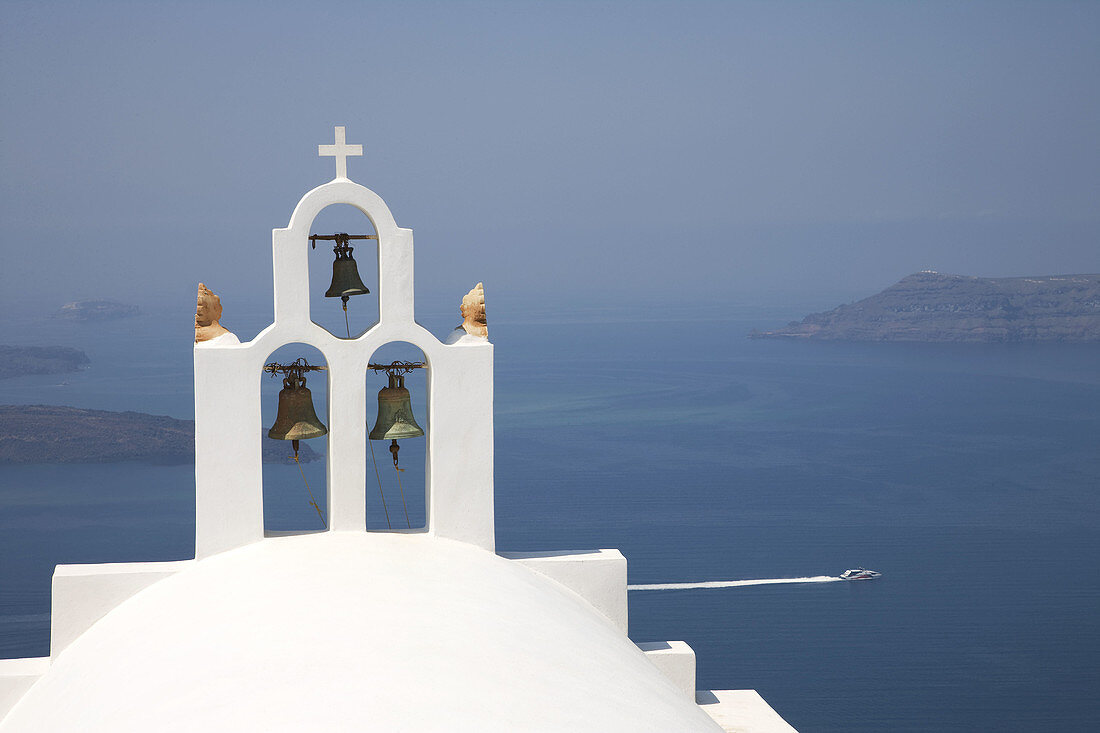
[318,126,363,180]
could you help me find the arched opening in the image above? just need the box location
[366,341,428,531]
[308,204,380,339]
[261,343,329,533]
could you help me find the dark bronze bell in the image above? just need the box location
[369,373,424,469]
[268,373,327,455]
[369,373,425,441]
[325,246,370,301]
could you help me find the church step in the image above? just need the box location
[637,640,696,698]
[0,657,49,722]
[502,549,627,633]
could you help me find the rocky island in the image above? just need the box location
[53,299,140,322]
[0,405,320,464]
[0,345,91,379]
[752,272,1100,342]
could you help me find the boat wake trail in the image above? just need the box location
[628,576,840,591]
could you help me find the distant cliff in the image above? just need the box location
[751,272,1100,342]
[0,345,91,379]
[53,299,140,322]
[0,405,321,465]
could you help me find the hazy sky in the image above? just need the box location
[2,0,1098,317]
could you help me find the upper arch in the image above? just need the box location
[284,179,401,240]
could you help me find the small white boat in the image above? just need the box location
[839,568,881,581]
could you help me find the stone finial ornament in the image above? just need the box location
[194,283,232,343]
[459,282,488,338]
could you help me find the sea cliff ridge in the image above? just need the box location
[751,272,1100,342]
[0,405,321,465]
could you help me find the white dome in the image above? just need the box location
[2,533,720,732]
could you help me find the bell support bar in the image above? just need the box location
[309,233,378,250]
[263,361,424,376]
[368,360,425,375]
[263,358,327,377]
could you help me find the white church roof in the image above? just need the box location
[0,532,721,732]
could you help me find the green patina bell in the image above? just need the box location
[370,372,424,470]
[369,373,425,441]
[268,373,327,453]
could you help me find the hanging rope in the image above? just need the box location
[367,438,392,529]
[393,458,411,529]
[343,303,351,338]
[294,452,327,529]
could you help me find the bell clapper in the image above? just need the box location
[342,295,350,338]
[390,439,403,471]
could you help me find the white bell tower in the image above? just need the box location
[193,126,495,558]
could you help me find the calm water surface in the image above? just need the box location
[1,305,1098,732]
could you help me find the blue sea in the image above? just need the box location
[1,302,1098,732]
